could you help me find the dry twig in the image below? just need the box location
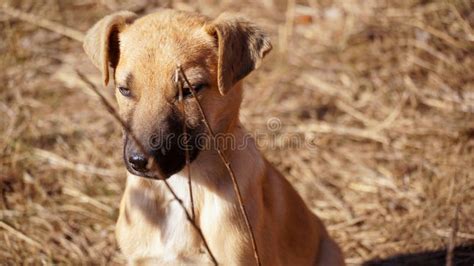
[0,221,44,251]
[175,67,196,220]
[446,205,460,266]
[0,4,84,42]
[33,148,117,178]
[177,66,262,266]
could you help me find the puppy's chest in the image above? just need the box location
[116,184,208,264]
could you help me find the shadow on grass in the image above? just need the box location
[363,244,474,266]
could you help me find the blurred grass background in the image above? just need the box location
[0,0,473,264]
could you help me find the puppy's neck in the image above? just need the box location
[186,122,264,191]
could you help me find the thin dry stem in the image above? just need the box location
[0,4,84,42]
[446,205,460,266]
[175,67,196,220]
[177,66,262,266]
[33,148,117,178]
[0,221,44,251]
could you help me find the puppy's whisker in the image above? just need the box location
[75,69,218,266]
[177,66,262,266]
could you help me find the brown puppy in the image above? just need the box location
[83,9,344,265]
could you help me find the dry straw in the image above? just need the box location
[1,1,473,264]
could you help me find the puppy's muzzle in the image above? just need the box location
[123,134,173,179]
[123,131,201,179]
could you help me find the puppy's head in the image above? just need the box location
[83,10,271,178]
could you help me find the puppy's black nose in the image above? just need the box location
[128,153,148,173]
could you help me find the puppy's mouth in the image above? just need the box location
[123,131,201,179]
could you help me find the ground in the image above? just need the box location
[0,0,473,265]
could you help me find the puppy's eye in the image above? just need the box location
[180,83,207,99]
[118,86,131,97]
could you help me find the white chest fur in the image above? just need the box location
[116,174,212,264]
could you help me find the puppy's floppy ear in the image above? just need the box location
[205,14,272,95]
[83,11,137,86]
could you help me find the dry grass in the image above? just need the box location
[1,0,473,265]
